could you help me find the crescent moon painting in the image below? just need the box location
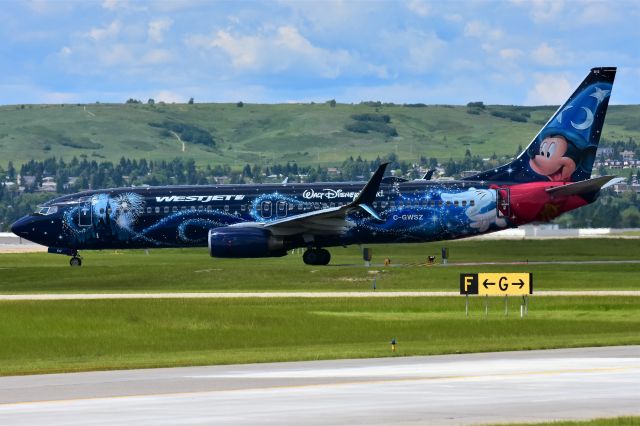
[571,106,594,130]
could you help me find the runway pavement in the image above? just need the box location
[0,346,638,425]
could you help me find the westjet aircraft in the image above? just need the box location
[12,67,618,266]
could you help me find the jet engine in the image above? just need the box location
[208,227,287,258]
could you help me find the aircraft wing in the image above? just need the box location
[229,163,388,236]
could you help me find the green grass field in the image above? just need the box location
[0,296,638,376]
[0,238,638,376]
[0,239,638,293]
[1,103,639,167]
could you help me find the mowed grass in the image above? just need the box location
[0,296,638,375]
[0,239,639,293]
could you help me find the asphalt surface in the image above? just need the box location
[0,346,638,425]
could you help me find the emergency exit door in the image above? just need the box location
[79,199,93,226]
[496,188,510,218]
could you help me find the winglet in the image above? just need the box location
[349,162,388,221]
[359,203,383,221]
[422,169,435,180]
[352,162,388,206]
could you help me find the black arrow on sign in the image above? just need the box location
[482,279,495,289]
[512,279,525,289]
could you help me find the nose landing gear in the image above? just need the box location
[47,247,83,267]
[303,248,331,266]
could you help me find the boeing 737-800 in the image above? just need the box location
[12,67,618,266]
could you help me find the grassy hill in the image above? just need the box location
[1,102,639,168]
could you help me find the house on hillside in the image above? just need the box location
[621,150,636,162]
[39,177,57,192]
[596,147,614,159]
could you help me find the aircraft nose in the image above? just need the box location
[11,216,34,237]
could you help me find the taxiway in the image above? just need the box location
[0,346,638,425]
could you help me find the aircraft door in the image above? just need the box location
[78,199,93,226]
[261,201,272,218]
[496,188,510,218]
[276,201,287,218]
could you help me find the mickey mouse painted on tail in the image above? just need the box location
[465,67,615,184]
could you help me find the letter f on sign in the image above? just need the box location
[464,276,473,292]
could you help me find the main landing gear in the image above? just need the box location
[69,256,82,267]
[303,248,331,266]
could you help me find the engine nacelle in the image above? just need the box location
[208,227,287,258]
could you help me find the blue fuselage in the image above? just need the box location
[12,179,511,251]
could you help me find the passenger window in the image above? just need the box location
[454,201,459,207]
[99,208,104,214]
[224,205,229,212]
[190,206,196,211]
[462,200,467,207]
[154,207,160,214]
[446,201,451,207]
[470,200,475,206]
[181,206,187,211]
[198,205,204,211]
[172,206,178,212]
[241,204,246,211]
[163,206,169,213]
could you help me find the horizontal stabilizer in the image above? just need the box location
[545,175,617,197]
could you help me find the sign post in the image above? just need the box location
[460,273,533,317]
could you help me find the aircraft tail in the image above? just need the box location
[464,67,616,183]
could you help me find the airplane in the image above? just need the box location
[12,67,618,267]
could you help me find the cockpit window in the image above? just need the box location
[35,205,58,215]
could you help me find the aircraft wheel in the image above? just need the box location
[303,249,319,265]
[317,249,331,265]
[69,257,82,267]
[303,249,331,266]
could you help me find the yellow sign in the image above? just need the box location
[460,273,532,295]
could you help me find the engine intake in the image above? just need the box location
[208,227,287,258]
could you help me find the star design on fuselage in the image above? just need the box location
[590,87,610,104]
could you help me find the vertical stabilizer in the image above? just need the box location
[465,67,616,183]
